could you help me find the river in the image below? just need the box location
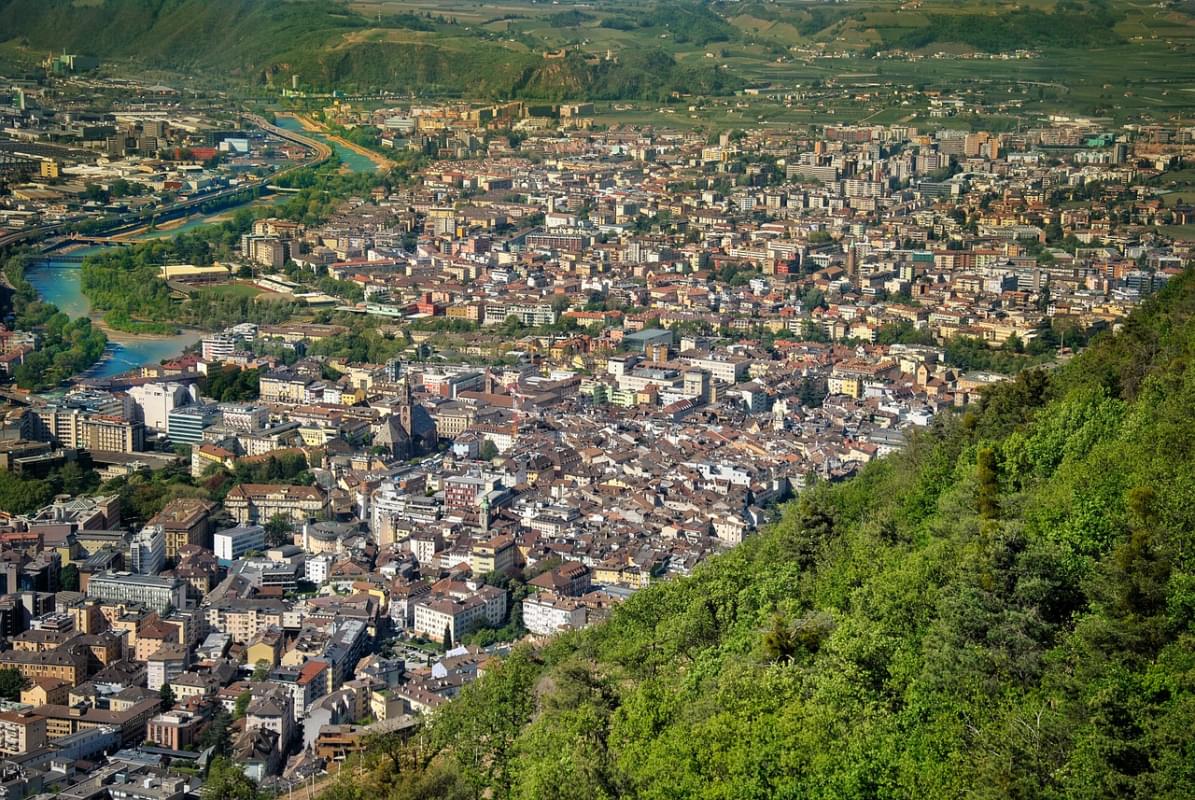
[23,116,374,378]
[273,115,379,173]
[23,250,203,380]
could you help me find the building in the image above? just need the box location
[85,572,187,614]
[372,379,438,459]
[212,525,266,561]
[147,709,203,750]
[522,591,587,636]
[148,498,215,558]
[166,405,218,445]
[0,710,47,756]
[527,561,591,596]
[258,370,312,404]
[0,645,89,685]
[128,525,165,575]
[219,404,268,432]
[223,484,329,525]
[29,406,144,453]
[412,586,506,643]
[623,328,674,353]
[146,643,189,691]
[35,699,160,746]
[201,334,237,362]
[682,354,750,384]
[469,535,517,576]
[127,383,194,432]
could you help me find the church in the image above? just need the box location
[373,378,438,459]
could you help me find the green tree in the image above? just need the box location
[59,563,80,592]
[264,514,293,548]
[234,689,252,719]
[976,446,1000,519]
[762,612,796,662]
[203,756,258,800]
[159,682,176,707]
[198,708,231,756]
[0,669,26,700]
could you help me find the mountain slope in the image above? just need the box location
[333,268,1195,800]
[0,0,738,99]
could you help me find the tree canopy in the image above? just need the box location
[341,267,1195,799]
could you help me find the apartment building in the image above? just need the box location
[128,525,165,575]
[522,591,587,636]
[412,585,506,643]
[29,407,145,453]
[469,534,517,576]
[0,710,47,756]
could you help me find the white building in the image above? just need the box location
[201,334,236,362]
[305,553,333,584]
[412,585,506,643]
[522,591,587,636]
[127,382,195,432]
[129,524,166,575]
[213,525,266,561]
[86,572,187,613]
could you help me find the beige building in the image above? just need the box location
[469,534,517,576]
[148,498,215,558]
[29,406,145,453]
[224,484,329,524]
[0,711,46,756]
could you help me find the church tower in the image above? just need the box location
[399,375,414,438]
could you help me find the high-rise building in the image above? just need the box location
[128,382,194,432]
[129,524,166,575]
[213,525,266,561]
[201,334,236,362]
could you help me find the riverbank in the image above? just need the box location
[24,255,203,378]
[92,315,199,343]
[283,112,395,170]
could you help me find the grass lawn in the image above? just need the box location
[199,283,264,300]
[1156,224,1195,241]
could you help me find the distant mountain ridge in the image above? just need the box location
[0,0,737,100]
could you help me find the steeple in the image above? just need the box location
[399,375,414,436]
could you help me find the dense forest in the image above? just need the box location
[326,268,1195,800]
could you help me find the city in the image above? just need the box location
[0,1,1194,799]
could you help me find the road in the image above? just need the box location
[0,113,331,253]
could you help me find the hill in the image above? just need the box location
[0,0,738,100]
[329,267,1195,800]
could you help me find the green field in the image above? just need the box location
[1156,223,1195,240]
[198,283,264,300]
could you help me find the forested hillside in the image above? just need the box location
[328,268,1195,800]
[0,0,736,99]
